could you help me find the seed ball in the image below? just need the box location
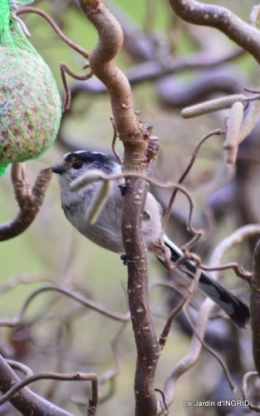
[0,47,62,169]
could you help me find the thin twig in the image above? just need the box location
[6,360,34,377]
[0,371,98,407]
[162,129,224,232]
[60,62,93,110]
[71,170,202,240]
[183,306,235,390]
[159,264,200,349]
[241,371,259,411]
[0,285,130,327]
[0,354,73,416]
[110,117,123,165]
[17,7,89,58]
[201,262,252,281]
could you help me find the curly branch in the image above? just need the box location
[250,240,260,377]
[0,285,130,327]
[162,224,260,410]
[0,369,98,414]
[17,7,89,59]
[78,2,160,415]
[0,165,52,241]
[0,355,73,416]
[168,0,260,63]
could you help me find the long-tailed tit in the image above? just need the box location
[52,151,249,328]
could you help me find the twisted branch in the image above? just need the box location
[0,164,52,241]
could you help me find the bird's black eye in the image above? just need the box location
[72,161,83,170]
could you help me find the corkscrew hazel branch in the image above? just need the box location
[17,7,92,110]
[250,240,260,379]
[60,62,93,111]
[0,368,98,414]
[0,354,74,416]
[0,164,52,241]
[158,262,200,350]
[0,284,130,327]
[161,225,260,411]
[17,7,89,58]
[161,128,224,232]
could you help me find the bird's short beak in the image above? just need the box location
[52,165,64,175]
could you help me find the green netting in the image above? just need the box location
[0,0,62,177]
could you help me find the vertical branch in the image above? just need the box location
[0,165,52,241]
[251,240,260,377]
[77,1,160,415]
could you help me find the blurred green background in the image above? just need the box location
[0,0,258,415]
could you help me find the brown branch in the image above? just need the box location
[0,355,73,416]
[168,0,260,63]
[0,165,52,241]
[0,370,98,410]
[71,170,201,241]
[17,7,92,111]
[17,7,89,59]
[159,264,200,349]
[241,371,259,410]
[201,263,251,281]
[162,224,260,410]
[162,129,224,232]
[182,307,235,390]
[59,62,93,110]
[78,2,160,415]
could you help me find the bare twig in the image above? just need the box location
[159,264,200,349]
[0,369,98,413]
[0,164,52,241]
[17,7,89,59]
[182,307,235,390]
[6,360,34,377]
[201,262,251,281]
[60,62,93,111]
[110,117,123,165]
[0,273,56,295]
[71,170,201,241]
[17,7,92,111]
[161,224,260,411]
[0,285,130,327]
[0,354,73,416]
[242,371,259,411]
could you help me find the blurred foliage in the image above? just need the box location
[0,0,259,415]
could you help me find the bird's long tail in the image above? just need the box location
[158,235,250,328]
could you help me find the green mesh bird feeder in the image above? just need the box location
[0,0,62,177]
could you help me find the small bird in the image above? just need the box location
[52,150,250,328]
